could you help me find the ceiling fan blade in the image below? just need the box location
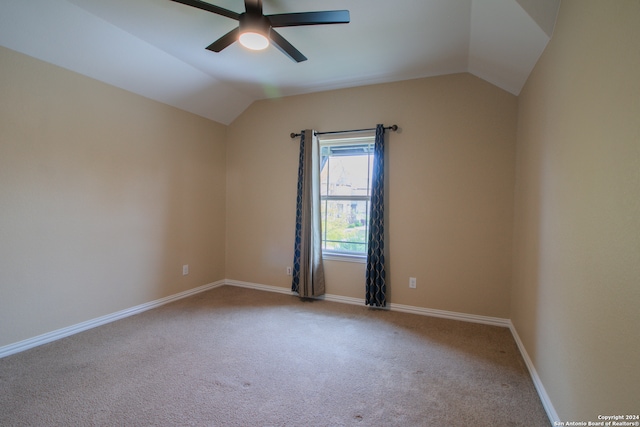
[206,27,240,52]
[268,10,350,27]
[170,0,240,21]
[244,0,262,15]
[269,29,307,62]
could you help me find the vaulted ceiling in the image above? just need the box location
[0,0,559,125]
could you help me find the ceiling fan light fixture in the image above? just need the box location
[170,0,350,62]
[238,13,271,51]
[239,31,269,50]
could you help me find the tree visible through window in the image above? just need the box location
[319,136,374,256]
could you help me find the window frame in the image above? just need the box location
[318,132,376,263]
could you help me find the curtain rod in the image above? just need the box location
[289,124,398,139]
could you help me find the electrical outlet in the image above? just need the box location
[409,277,416,288]
[182,265,189,276]
[286,267,292,276]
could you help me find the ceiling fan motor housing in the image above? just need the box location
[239,13,271,38]
[169,0,350,62]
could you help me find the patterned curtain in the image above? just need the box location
[365,125,386,307]
[291,130,326,297]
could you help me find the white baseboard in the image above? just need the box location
[224,279,294,295]
[222,279,510,327]
[0,280,225,359]
[0,277,557,426]
[322,293,366,306]
[389,302,511,327]
[223,280,368,307]
[508,320,559,425]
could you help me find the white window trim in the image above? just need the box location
[318,132,375,261]
[323,251,367,263]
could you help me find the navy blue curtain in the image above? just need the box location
[365,125,386,307]
[292,130,325,297]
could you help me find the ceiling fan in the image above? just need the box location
[169,0,350,62]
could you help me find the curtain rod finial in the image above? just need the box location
[390,125,398,131]
[290,132,298,139]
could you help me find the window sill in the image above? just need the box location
[322,253,366,264]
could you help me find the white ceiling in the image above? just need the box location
[0,0,559,125]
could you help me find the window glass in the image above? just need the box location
[319,138,374,257]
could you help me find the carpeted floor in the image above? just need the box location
[0,285,550,426]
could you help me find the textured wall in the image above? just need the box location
[0,46,227,347]
[226,73,517,318]
[512,0,640,420]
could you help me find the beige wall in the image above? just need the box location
[9,4,637,419]
[512,0,640,420]
[0,46,227,347]
[226,73,517,318]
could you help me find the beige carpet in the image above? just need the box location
[0,285,550,426]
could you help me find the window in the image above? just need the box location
[319,134,375,259]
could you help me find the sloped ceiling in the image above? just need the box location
[0,0,559,125]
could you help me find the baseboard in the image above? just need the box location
[508,320,559,425]
[224,279,372,307]
[0,280,225,359]
[322,293,366,306]
[389,302,511,327]
[224,279,294,295]
[222,279,510,327]
[1,277,557,427]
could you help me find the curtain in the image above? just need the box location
[365,124,386,307]
[291,130,326,297]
